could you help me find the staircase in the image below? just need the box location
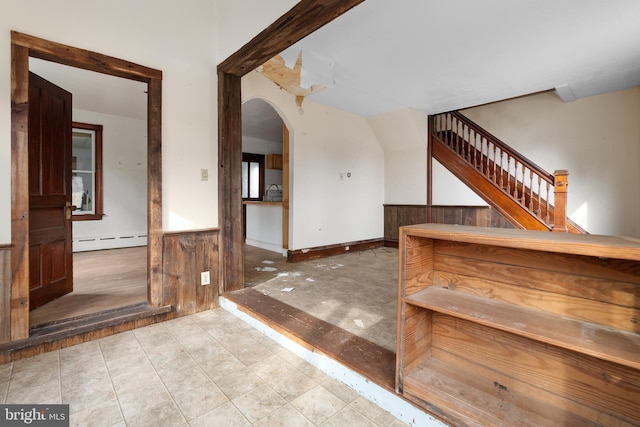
[430,111,586,233]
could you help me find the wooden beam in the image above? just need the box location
[218,0,365,76]
[147,78,163,305]
[218,71,243,291]
[10,42,30,341]
[11,31,161,82]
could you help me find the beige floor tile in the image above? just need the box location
[350,397,398,427]
[216,334,274,366]
[249,355,317,402]
[320,405,378,427]
[163,317,206,338]
[231,384,287,423]
[172,382,228,421]
[11,350,58,373]
[158,365,213,396]
[291,385,347,424]
[116,382,173,420]
[69,398,123,427]
[6,373,61,405]
[211,368,265,400]
[253,403,314,427]
[61,369,115,414]
[188,401,251,427]
[123,398,185,427]
[109,362,161,395]
[320,377,360,404]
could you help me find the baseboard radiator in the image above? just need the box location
[73,233,147,252]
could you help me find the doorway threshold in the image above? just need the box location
[1,303,172,363]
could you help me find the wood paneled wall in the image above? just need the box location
[0,245,10,344]
[384,204,514,246]
[163,229,220,315]
[429,205,515,229]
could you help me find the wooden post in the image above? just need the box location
[553,170,569,232]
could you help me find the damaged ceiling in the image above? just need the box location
[255,0,640,117]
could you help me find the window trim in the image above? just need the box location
[72,121,104,221]
[242,152,265,201]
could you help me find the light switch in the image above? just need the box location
[201,169,209,181]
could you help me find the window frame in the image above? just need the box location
[71,121,104,221]
[241,152,265,201]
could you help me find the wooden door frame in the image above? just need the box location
[217,0,364,292]
[10,31,163,341]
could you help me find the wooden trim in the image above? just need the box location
[10,42,30,341]
[218,0,364,293]
[0,247,11,343]
[0,304,173,363]
[427,115,433,223]
[11,31,161,82]
[10,32,163,345]
[218,72,243,292]
[287,239,384,263]
[282,124,289,250]
[71,121,104,221]
[147,77,163,306]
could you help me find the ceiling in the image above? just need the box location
[283,0,640,116]
[29,0,640,142]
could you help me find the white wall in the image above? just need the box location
[0,0,221,245]
[243,71,385,250]
[367,109,428,205]
[214,0,299,62]
[462,88,640,237]
[367,108,485,206]
[72,110,147,251]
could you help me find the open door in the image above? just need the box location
[28,72,73,310]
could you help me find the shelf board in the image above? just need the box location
[400,223,640,261]
[402,358,597,427]
[404,286,640,370]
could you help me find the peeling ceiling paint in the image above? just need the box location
[258,52,325,108]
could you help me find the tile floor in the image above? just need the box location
[0,308,409,427]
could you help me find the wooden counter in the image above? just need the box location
[396,224,640,426]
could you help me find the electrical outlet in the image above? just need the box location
[201,270,210,286]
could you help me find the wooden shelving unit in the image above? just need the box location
[396,224,640,427]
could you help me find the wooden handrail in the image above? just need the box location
[432,111,572,231]
[448,111,553,183]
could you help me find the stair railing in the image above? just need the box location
[432,111,568,231]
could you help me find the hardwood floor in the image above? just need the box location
[30,246,148,327]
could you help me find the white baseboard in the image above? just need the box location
[73,234,147,252]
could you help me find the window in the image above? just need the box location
[72,122,103,220]
[242,153,264,201]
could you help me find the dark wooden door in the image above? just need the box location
[28,72,73,311]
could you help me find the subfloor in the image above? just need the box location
[244,245,399,352]
[1,308,408,426]
[30,247,148,326]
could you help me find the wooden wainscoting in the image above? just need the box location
[163,229,220,315]
[429,205,515,229]
[384,205,515,247]
[0,245,10,344]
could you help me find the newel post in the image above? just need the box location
[553,170,569,232]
